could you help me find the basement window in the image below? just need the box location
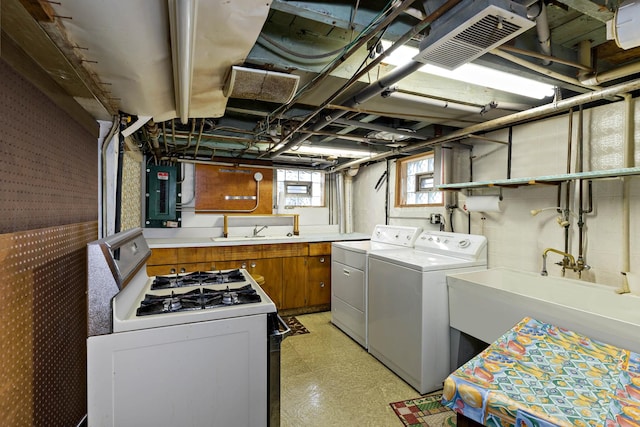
[276,169,324,207]
[396,152,443,207]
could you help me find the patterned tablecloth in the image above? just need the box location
[441,317,640,427]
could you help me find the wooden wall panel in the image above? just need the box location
[195,164,273,214]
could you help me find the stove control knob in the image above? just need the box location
[444,239,449,244]
[428,237,433,241]
[458,239,471,248]
[436,237,441,242]
[406,235,411,240]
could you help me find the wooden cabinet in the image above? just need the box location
[307,255,331,306]
[146,240,332,313]
[213,258,284,309]
[282,257,307,309]
[281,243,332,310]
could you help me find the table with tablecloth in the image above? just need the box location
[441,317,640,427]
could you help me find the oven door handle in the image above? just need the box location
[274,314,292,339]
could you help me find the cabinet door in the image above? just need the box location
[307,255,331,306]
[246,258,283,309]
[282,257,307,309]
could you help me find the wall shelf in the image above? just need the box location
[438,167,640,190]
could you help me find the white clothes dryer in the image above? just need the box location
[331,225,422,348]
[367,231,487,394]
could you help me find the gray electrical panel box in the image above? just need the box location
[145,165,180,228]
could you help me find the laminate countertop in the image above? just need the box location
[145,232,370,248]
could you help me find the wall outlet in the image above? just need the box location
[429,213,442,224]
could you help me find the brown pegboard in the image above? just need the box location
[0,59,98,234]
[0,58,100,426]
[0,222,97,427]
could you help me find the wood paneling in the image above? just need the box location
[309,242,331,256]
[282,257,307,309]
[195,164,273,214]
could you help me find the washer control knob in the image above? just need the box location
[458,239,471,248]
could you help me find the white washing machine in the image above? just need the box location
[367,231,487,394]
[331,225,422,348]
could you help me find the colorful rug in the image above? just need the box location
[282,316,309,336]
[390,391,456,427]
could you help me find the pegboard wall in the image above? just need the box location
[0,59,98,234]
[0,59,99,426]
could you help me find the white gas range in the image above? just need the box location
[86,228,284,427]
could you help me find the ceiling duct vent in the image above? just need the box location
[414,0,535,70]
[223,66,300,104]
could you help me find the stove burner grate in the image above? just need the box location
[151,269,246,290]
[136,284,261,316]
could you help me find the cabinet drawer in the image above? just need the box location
[309,242,331,256]
[148,248,178,266]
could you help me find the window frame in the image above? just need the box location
[395,151,444,208]
[276,169,325,207]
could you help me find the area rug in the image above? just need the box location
[282,316,310,336]
[390,391,456,427]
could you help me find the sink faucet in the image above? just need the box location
[541,248,589,277]
[253,225,268,237]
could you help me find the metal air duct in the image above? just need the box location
[414,0,535,70]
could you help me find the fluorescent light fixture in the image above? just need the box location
[168,0,198,124]
[290,145,375,159]
[380,41,555,99]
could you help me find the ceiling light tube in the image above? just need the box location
[380,40,556,99]
[168,0,197,124]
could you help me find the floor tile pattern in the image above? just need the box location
[281,312,418,426]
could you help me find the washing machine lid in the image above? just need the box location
[369,249,487,271]
[332,224,423,254]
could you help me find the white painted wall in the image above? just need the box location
[352,97,640,289]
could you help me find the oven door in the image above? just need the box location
[88,314,268,427]
[267,313,290,427]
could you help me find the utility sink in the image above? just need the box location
[211,235,302,242]
[447,267,640,353]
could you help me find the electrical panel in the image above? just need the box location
[145,165,181,228]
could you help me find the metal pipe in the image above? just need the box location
[507,127,513,179]
[383,90,484,113]
[114,119,126,233]
[489,49,601,91]
[580,61,640,86]
[534,1,552,65]
[620,95,635,292]
[267,0,462,158]
[270,59,424,157]
[496,45,592,72]
[332,78,640,172]
[333,117,422,138]
[101,117,120,238]
[266,0,419,122]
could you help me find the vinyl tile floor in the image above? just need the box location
[280,311,418,426]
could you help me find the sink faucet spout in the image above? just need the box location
[541,248,577,276]
[253,225,268,236]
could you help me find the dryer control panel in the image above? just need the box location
[370,225,423,247]
[414,231,487,261]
